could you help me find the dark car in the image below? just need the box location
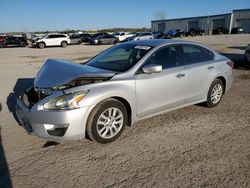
[79,33,91,42]
[89,34,119,45]
[69,34,82,45]
[165,29,185,39]
[212,27,229,35]
[185,28,205,37]
[0,37,28,48]
[153,31,164,39]
[231,27,245,34]
[89,33,108,40]
[0,36,6,43]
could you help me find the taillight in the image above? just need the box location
[226,61,234,69]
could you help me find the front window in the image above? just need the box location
[87,44,152,72]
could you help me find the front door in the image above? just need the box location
[135,44,187,117]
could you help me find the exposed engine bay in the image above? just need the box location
[23,77,110,108]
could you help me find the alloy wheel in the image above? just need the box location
[96,107,124,139]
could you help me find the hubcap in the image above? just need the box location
[96,107,123,139]
[211,84,223,104]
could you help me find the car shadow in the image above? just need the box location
[220,52,250,70]
[0,127,13,188]
[228,46,246,51]
[6,78,34,126]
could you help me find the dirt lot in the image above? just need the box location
[0,35,250,188]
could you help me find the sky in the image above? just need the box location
[0,0,250,32]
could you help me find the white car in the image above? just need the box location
[33,34,71,49]
[133,32,154,41]
[114,32,128,42]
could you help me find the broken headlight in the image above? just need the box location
[43,90,88,110]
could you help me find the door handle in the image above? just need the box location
[208,66,214,70]
[176,73,186,78]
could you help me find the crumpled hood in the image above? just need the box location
[34,59,116,88]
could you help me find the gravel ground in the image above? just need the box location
[0,34,250,188]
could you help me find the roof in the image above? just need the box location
[152,13,231,23]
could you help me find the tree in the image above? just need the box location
[154,10,166,20]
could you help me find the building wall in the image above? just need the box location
[232,9,250,33]
[152,9,250,34]
[152,14,231,34]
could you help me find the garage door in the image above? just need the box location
[212,19,225,29]
[188,21,199,29]
[236,19,250,33]
[158,23,166,32]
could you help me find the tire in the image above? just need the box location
[206,79,224,107]
[112,39,118,45]
[38,42,45,49]
[61,41,68,48]
[97,41,102,45]
[20,41,27,47]
[86,98,128,143]
[0,43,4,48]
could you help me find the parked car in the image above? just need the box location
[165,29,185,39]
[32,34,71,48]
[89,33,107,40]
[245,44,250,62]
[113,32,128,42]
[0,37,28,48]
[69,34,82,45]
[0,36,6,43]
[212,27,229,35]
[231,27,245,34]
[89,34,119,45]
[16,39,233,143]
[185,28,205,37]
[131,32,154,40]
[78,33,91,42]
[153,31,164,39]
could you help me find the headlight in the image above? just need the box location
[43,90,88,110]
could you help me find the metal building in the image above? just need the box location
[151,9,250,34]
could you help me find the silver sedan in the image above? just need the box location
[16,40,233,143]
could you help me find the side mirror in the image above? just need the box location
[142,64,162,74]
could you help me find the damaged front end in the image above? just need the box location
[22,77,110,109]
[21,58,117,108]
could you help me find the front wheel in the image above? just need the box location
[206,79,224,107]
[86,99,128,143]
[38,42,45,49]
[61,41,68,48]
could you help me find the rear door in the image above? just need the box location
[180,44,215,103]
[135,44,188,117]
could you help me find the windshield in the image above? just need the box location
[87,44,152,72]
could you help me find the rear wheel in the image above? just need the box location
[86,99,128,143]
[61,41,68,48]
[112,39,118,45]
[20,41,27,47]
[206,79,224,107]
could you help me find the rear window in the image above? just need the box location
[182,44,214,64]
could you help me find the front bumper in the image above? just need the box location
[16,96,94,141]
